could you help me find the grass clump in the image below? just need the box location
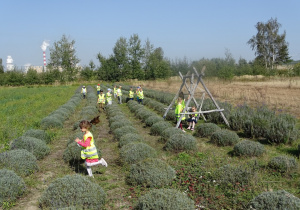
[160,127,183,143]
[0,149,38,176]
[268,156,298,173]
[10,136,50,160]
[145,116,164,127]
[120,142,157,164]
[113,126,138,141]
[209,129,240,146]
[214,164,252,188]
[126,158,176,187]
[233,140,265,157]
[247,190,300,210]
[39,174,106,209]
[194,123,221,137]
[110,121,132,131]
[164,133,196,152]
[119,133,143,148]
[150,121,172,136]
[135,188,194,210]
[23,129,51,144]
[41,115,63,129]
[0,169,26,207]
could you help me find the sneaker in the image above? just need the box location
[100,158,108,167]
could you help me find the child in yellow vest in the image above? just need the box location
[75,120,107,177]
[98,90,105,112]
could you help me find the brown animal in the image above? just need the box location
[90,116,100,125]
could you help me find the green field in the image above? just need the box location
[0,85,78,151]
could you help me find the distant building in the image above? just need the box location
[6,56,14,71]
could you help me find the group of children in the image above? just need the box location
[175,96,198,132]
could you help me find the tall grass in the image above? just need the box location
[0,85,78,151]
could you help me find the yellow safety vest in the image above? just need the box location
[81,88,87,93]
[129,90,134,98]
[106,92,112,102]
[114,88,117,94]
[98,94,105,104]
[81,131,98,160]
[117,88,122,96]
[138,91,144,99]
[175,103,186,120]
[97,85,100,91]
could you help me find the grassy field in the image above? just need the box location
[0,85,78,152]
[1,80,299,209]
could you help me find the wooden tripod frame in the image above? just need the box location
[163,66,230,128]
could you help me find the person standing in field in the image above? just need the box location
[117,86,122,104]
[97,90,105,112]
[137,87,144,104]
[96,84,101,95]
[75,120,107,178]
[187,106,198,131]
[113,85,117,98]
[127,86,134,103]
[81,86,87,99]
[136,86,140,102]
[175,97,186,132]
[106,88,112,105]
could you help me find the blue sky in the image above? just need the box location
[1,0,299,68]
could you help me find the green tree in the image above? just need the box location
[236,57,252,76]
[146,47,171,79]
[0,58,4,74]
[80,66,95,81]
[96,53,119,82]
[48,34,80,81]
[128,34,144,80]
[113,37,130,80]
[25,69,40,85]
[247,18,290,69]
[170,57,190,76]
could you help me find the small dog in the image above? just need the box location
[90,116,100,125]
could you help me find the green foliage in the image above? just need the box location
[109,115,127,126]
[229,104,254,131]
[0,149,38,176]
[119,133,143,148]
[233,140,265,157]
[210,129,240,146]
[293,63,300,76]
[110,121,132,131]
[10,136,50,160]
[160,127,183,143]
[135,109,153,122]
[126,158,176,187]
[135,188,194,210]
[41,115,64,129]
[23,129,52,144]
[164,133,197,152]
[120,142,157,164]
[194,123,221,137]
[214,164,252,188]
[145,116,164,127]
[63,142,82,163]
[150,121,172,136]
[247,190,300,210]
[113,126,138,141]
[39,174,106,209]
[268,156,298,173]
[0,169,26,207]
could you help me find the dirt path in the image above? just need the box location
[10,101,131,209]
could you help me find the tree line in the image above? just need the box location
[1,18,300,86]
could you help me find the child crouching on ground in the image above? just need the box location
[75,120,107,177]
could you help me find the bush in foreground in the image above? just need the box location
[0,149,38,176]
[233,140,265,157]
[164,133,196,152]
[0,169,26,206]
[135,188,194,210]
[126,158,175,187]
[194,123,221,137]
[247,190,300,210]
[10,136,50,160]
[41,116,63,129]
[150,121,172,136]
[113,126,138,141]
[160,127,183,143]
[23,129,52,144]
[268,156,298,173]
[145,116,163,127]
[120,142,157,164]
[210,129,240,146]
[39,174,106,209]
